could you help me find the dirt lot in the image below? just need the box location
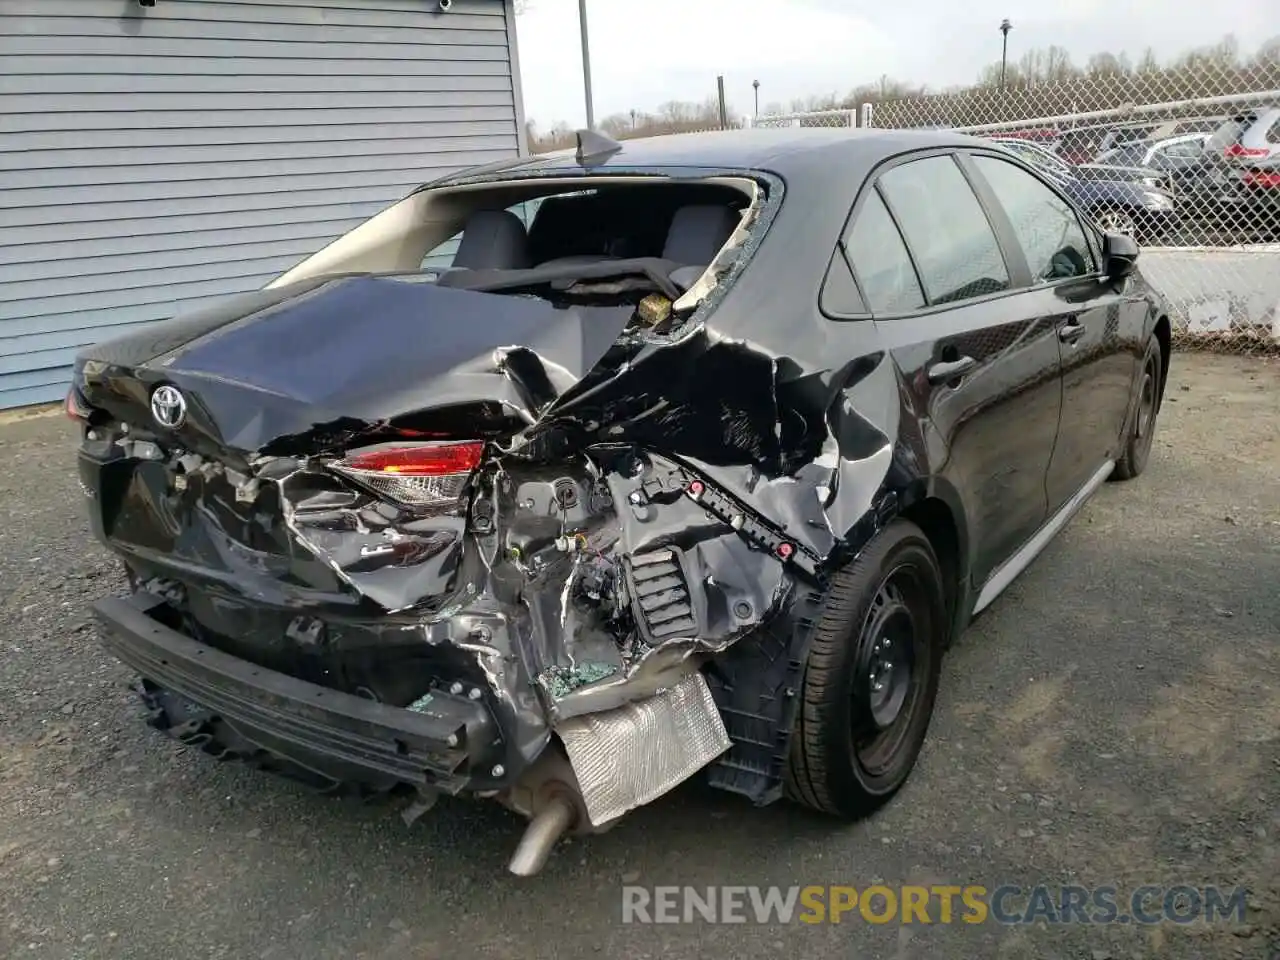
[1,352,1277,960]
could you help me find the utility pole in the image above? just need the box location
[999,19,1012,92]
[579,0,595,129]
[716,75,728,130]
[752,79,760,118]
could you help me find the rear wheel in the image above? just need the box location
[1111,337,1163,481]
[785,519,947,818]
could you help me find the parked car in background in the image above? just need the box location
[69,127,1171,876]
[991,127,1062,149]
[1200,107,1280,234]
[1055,120,1219,165]
[990,137,1178,241]
[1058,124,1153,164]
[1097,133,1211,176]
[1097,133,1219,206]
[994,137,1168,190]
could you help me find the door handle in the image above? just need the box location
[1059,319,1086,344]
[927,355,977,385]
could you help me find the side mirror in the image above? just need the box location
[1102,231,1139,279]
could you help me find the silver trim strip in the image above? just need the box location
[972,459,1114,615]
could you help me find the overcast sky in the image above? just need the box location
[513,0,1280,129]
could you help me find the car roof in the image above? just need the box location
[435,127,990,184]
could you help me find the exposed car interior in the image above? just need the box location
[269,177,760,323]
[437,183,751,307]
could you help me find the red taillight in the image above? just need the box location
[65,387,89,421]
[1243,170,1280,188]
[1224,144,1268,158]
[341,442,484,476]
[329,441,483,510]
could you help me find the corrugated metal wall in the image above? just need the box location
[0,0,525,409]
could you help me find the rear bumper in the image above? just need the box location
[94,591,505,795]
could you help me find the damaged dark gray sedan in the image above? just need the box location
[70,128,1170,875]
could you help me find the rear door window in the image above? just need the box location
[972,155,1094,282]
[877,156,1010,305]
[842,190,925,314]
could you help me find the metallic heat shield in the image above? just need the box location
[556,670,732,827]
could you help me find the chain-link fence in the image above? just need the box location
[755,65,1280,355]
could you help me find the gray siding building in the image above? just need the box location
[0,0,527,409]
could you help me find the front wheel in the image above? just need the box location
[1093,207,1138,238]
[1111,337,1163,481]
[785,519,947,818]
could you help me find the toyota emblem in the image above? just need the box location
[150,384,187,429]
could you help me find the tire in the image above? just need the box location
[1111,336,1163,482]
[784,518,947,818]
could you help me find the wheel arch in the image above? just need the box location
[896,493,967,644]
[852,478,970,645]
[1153,313,1171,401]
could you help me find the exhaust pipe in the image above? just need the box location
[507,793,576,877]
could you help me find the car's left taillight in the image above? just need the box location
[65,386,90,422]
[328,440,484,512]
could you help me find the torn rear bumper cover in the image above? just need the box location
[94,591,502,794]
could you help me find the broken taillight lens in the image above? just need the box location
[65,386,90,421]
[329,441,484,511]
[1224,144,1268,158]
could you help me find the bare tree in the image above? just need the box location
[526,33,1278,147]
[1255,35,1280,67]
[1087,51,1129,77]
[1044,45,1077,82]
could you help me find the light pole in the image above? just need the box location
[999,19,1012,91]
[579,0,595,129]
[752,79,760,118]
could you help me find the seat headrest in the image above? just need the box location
[661,205,740,266]
[451,209,530,270]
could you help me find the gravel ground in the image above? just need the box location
[1,352,1277,960]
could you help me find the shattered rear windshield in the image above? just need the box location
[269,175,767,336]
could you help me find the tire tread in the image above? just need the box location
[784,520,942,816]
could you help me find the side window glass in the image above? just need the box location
[421,231,462,269]
[421,200,539,269]
[972,155,1095,282]
[877,156,1010,305]
[842,190,924,313]
[1163,140,1201,160]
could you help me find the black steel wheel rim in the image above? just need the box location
[1135,356,1157,444]
[851,564,929,778]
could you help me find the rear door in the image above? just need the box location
[841,152,1063,586]
[963,151,1141,511]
